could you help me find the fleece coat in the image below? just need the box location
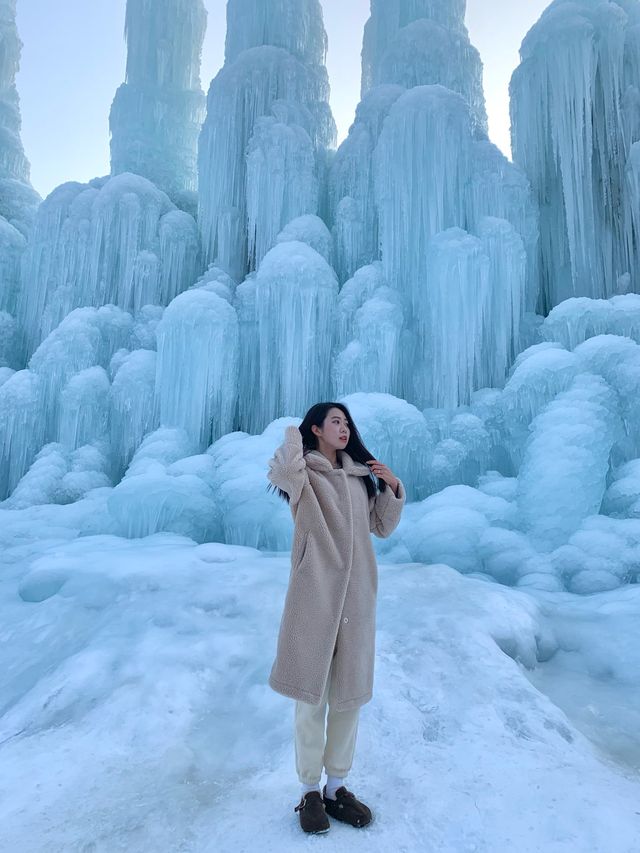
[267,425,406,712]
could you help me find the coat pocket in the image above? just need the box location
[292,529,311,570]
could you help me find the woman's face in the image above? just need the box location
[314,407,351,451]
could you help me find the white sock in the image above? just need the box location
[301,782,320,797]
[324,775,344,800]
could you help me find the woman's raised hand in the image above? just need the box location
[366,460,399,492]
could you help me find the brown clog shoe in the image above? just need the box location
[294,790,330,834]
[322,785,373,828]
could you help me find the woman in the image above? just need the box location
[267,402,405,834]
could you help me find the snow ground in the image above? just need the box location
[0,534,639,853]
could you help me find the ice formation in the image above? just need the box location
[198,0,336,280]
[510,0,640,311]
[0,0,40,235]
[254,241,337,430]
[3,0,640,605]
[109,0,207,203]
[155,289,239,450]
[374,87,532,407]
[18,174,200,357]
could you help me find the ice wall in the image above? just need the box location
[328,0,537,409]
[109,0,207,204]
[374,87,531,407]
[510,0,640,311]
[198,0,336,280]
[18,173,200,358]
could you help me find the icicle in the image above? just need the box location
[417,228,491,409]
[199,0,336,280]
[375,86,472,346]
[155,289,239,450]
[18,174,199,356]
[28,306,133,444]
[510,0,640,309]
[375,18,487,137]
[109,0,207,201]
[246,116,318,270]
[468,141,540,313]
[333,289,404,398]
[0,215,25,315]
[234,274,261,435]
[58,366,111,451]
[0,369,45,499]
[477,217,526,388]
[225,0,327,66]
[110,349,158,479]
[255,241,338,429]
[0,0,40,232]
[329,86,404,282]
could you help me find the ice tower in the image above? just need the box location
[109,0,207,206]
[198,0,336,281]
[329,0,491,285]
[0,0,39,232]
[330,0,538,408]
[0,0,39,369]
[510,0,640,312]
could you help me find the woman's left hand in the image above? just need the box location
[366,460,399,493]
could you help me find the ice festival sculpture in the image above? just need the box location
[109,0,207,207]
[198,0,337,280]
[331,0,538,409]
[4,0,640,599]
[511,0,640,311]
[0,0,40,367]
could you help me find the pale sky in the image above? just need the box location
[15,0,550,199]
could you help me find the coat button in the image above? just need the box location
[343,617,349,623]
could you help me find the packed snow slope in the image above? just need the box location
[0,531,638,853]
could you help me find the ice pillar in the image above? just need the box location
[198,0,336,280]
[0,0,39,235]
[109,0,207,205]
[510,0,640,311]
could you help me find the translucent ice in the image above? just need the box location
[254,241,338,429]
[198,3,336,280]
[18,175,200,356]
[516,374,622,550]
[109,0,207,201]
[510,0,640,309]
[155,289,239,450]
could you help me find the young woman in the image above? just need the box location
[267,402,405,834]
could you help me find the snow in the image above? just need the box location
[0,536,639,852]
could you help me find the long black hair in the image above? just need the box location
[267,402,387,504]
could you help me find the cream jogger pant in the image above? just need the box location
[294,655,361,785]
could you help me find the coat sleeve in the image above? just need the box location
[369,479,406,538]
[267,425,308,506]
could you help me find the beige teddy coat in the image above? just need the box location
[267,425,406,712]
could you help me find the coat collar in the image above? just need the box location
[304,449,372,478]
